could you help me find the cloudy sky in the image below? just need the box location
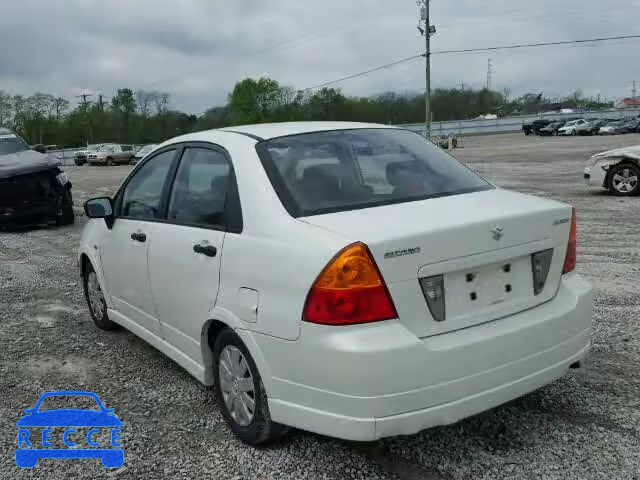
[0,0,636,113]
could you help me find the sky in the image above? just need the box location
[0,0,636,113]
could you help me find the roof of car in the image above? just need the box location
[0,127,14,135]
[220,121,397,141]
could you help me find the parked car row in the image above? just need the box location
[74,143,158,166]
[524,117,640,137]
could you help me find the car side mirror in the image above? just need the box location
[85,197,115,229]
[24,409,36,414]
[32,144,46,154]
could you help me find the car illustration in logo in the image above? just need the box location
[15,391,123,469]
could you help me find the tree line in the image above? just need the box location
[0,79,614,148]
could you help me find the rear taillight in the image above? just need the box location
[303,242,398,326]
[562,209,577,274]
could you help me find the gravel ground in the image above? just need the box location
[1,133,639,479]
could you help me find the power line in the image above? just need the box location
[302,54,424,91]
[302,33,640,91]
[431,34,640,55]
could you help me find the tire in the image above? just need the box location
[56,190,75,226]
[106,157,114,166]
[606,163,640,197]
[213,328,288,445]
[83,262,118,330]
[571,129,577,136]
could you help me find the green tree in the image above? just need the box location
[228,77,285,124]
[111,88,136,142]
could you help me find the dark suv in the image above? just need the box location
[522,119,552,135]
[0,128,74,227]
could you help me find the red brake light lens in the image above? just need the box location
[303,242,398,326]
[562,209,577,274]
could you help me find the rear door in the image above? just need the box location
[148,144,242,363]
[100,148,178,335]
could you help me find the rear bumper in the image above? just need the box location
[253,273,593,441]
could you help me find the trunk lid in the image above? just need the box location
[300,189,573,338]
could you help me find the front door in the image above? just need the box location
[148,146,240,363]
[100,148,177,335]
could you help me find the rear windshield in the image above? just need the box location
[256,128,492,216]
[0,133,30,156]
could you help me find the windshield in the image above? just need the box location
[256,128,492,217]
[0,132,30,156]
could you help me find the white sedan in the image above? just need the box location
[79,122,593,444]
[584,145,640,196]
[558,119,587,136]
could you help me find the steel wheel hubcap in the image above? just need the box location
[613,169,638,193]
[218,346,255,427]
[87,272,105,319]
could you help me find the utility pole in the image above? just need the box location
[418,0,435,138]
[632,80,637,101]
[458,82,465,93]
[75,91,94,108]
[486,59,493,91]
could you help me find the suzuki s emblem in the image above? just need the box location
[490,225,504,241]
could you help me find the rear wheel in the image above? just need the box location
[213,328,287,444]
[83,263,118,330]
[607,163,640,196]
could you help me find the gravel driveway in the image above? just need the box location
[1,133,639,479]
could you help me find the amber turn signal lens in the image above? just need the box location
[303,242,398,326]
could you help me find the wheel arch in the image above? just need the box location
[78,248,114,308]
[200,309,274,392]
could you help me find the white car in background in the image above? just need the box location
[79,122,592,445]
[584,145,640,196]
[74,144,104,166]
[131,144,157,165]
[558,119,587,136]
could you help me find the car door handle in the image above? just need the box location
[130,232,146,242]
[193,244,217,257]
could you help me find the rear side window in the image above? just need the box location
[167,148,231,228]
[256,128,492,216]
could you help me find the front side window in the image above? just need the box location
[257,128,492,216]
[167,148,231,227]
[120,149,175,219]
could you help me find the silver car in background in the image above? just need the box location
[131,144,157,165]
